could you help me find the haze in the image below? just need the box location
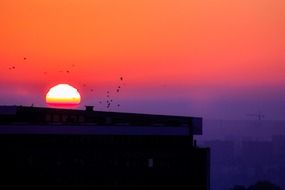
[0,0,284,120]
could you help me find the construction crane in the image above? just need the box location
[246,111,265,121]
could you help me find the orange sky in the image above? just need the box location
[0,0,285,119]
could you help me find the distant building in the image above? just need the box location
[0,105,209,190]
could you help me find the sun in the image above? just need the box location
[46,84,81,107]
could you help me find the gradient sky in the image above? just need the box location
[0,0,285,119]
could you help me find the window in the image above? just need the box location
[148,158,154,168]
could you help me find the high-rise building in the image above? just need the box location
[0,105,210,189]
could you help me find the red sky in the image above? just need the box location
[0,0,285,119]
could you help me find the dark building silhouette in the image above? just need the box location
[0,105,209,189]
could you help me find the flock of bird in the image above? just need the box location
[108,77,123,109]
[87,77,124,110]
[8,57,125,111]
[8,57,27,70]
[9,57,77,75]
[8,66,16,70]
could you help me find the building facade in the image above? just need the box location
[0,106,210,189]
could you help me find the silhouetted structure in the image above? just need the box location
[231,181,283,190]
[0,105,209,189]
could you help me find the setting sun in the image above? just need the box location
[46,84,81,107]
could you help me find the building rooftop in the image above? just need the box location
[0,105,202,136]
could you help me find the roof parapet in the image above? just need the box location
[85,106,94,112]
